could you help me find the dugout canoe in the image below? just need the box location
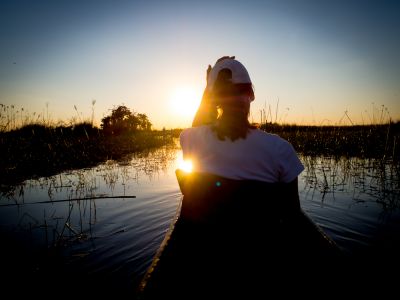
[137,169,342,298]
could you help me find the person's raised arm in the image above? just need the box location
[192,65,217,127]
[192,56,235,127]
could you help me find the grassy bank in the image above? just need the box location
[1,119,399,187]
[261,122,400,159]
[0,122,175,186]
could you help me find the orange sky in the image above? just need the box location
[1,1,399,129]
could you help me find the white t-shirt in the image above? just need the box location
[180,125,304,183]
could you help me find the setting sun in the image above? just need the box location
[169,87,202,118]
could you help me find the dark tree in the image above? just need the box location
[101,105,151,135]
[137,113,152,131]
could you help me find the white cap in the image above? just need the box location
[207,58,252,92]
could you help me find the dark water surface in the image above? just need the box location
[0,145,399,296]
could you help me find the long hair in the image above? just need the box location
[211,77,256,141]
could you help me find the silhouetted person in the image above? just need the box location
[139,57,342,299]
[183,56,304,195]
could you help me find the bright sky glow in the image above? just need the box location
[169,86,202,127]
[0,0,399,128]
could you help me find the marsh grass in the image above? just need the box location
[301,155,400,210]
[261,122,400,159]
[1,103,398,202]
[261,121,400,210]
[0,102,178,186]
[0,121,175,187]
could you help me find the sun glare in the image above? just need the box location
[177,158,193,173]
[170,87,201,117]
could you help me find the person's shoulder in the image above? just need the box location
[180,125,211,139]
[250,129,288,144]
[181,125,211,134]
[249,129,297,153]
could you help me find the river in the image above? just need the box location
[0,144,399,296]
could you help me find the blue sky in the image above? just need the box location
[1,0,399,128]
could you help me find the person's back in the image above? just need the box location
[182,56,304,186]
[181,125,303,183]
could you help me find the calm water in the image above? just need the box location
[0,144,399,295]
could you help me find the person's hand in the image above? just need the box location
[206,64,212,84]
[215,55,235,64]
